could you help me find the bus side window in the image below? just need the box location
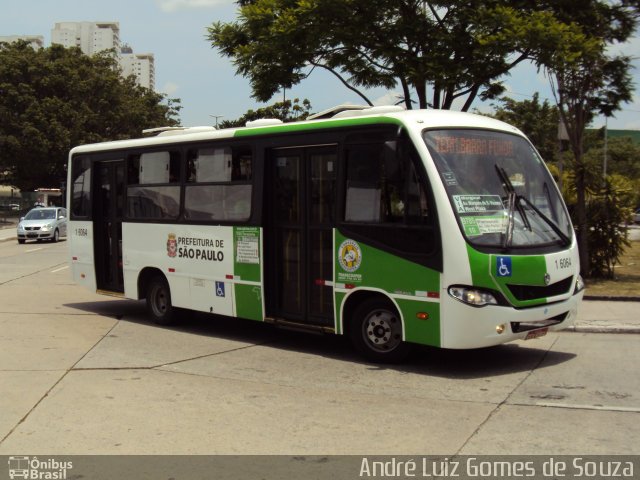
[344,142,430,225]
[126,150,181,220]
[71,156,91,218]
[184,145,253,222]
[345,145,382,222]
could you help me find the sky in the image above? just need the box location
[2,0,640,130]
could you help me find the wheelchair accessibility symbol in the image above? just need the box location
[496,256,512,277]
[215,281,225,297]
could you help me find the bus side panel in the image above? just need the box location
[334,231,441,347]
[122,223,264,320]
[396,298,441,347]
[232,226,263,321]
[68,220,97,292]
[122,223,230,313]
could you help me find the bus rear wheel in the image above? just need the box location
[349,298,411,363]
[146,275,176,325]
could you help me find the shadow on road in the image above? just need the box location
[64,299,576,379]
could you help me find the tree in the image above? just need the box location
[218,98,312,128]
[208,1,584,110]
[0,41,181,191]
[491,93,560,163]
[543,0,639,277]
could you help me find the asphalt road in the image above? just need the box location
[0,239,638,461]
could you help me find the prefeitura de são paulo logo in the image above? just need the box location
[338,239,362,272]
[167,233,177,258]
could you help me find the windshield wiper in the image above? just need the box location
[495,165,571,248]
[495,165,531,248]
[517,195,571,247]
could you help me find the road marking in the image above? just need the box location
[26,247,43,253]
[536,402,640,413]
[51,265,69,273]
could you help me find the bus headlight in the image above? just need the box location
[574,274,585,294]
[448,286,498,307]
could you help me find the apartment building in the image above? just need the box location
[121,48,155,90]
[51,21,120,56]
[51,21,154,90]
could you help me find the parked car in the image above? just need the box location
[634,208,640,224]
[17,207,67,244]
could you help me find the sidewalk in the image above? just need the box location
[0,218,17,242]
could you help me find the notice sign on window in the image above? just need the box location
[235,227,259,264]
[453,195,504,214]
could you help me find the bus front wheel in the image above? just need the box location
[146,275,176,325]
[349,298,411,363]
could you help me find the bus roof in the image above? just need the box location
[69,108,523,155]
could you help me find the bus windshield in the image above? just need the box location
[424,129,572,249]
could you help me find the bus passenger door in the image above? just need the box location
[94,160,125,293]
[266,147,336,327]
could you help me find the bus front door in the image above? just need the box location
[94,160,125,293]
[266,147,336,327]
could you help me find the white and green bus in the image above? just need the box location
[67,106,584,362]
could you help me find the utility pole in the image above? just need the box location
[209,115,223,129]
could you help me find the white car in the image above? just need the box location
[17,207,68,244]
[634,208,640,224]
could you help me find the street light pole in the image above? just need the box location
[209,115,223,129]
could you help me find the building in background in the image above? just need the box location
[120,45,155,90]
[51,21,154,89]
[0,35,44,49]
[51,21,120,56]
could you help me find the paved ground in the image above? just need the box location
[0,238,637,480]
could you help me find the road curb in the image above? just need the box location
[583,295,640,302]
[567,326,640,334]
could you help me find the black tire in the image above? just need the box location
[52,229,59,243]
[146,275,176,325]
[349,297,412,363]
[18,239,25,244]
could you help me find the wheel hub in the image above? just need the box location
[364,310,401,351]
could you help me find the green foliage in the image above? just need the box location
[208,1,587,110]
[491,93,560,162]
[493,94,640,279]
[585,177,634,279]
[218,98,312,128]
[0,41,181,191]
[541,1,639,278]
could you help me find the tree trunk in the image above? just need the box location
[573,161,590,277]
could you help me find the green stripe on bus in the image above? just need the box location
[233,116,402,137]
[235,284,263,321]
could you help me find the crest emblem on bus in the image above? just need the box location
[167,233,177,258]
[544,273,551,285]
[338,239,362,273]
